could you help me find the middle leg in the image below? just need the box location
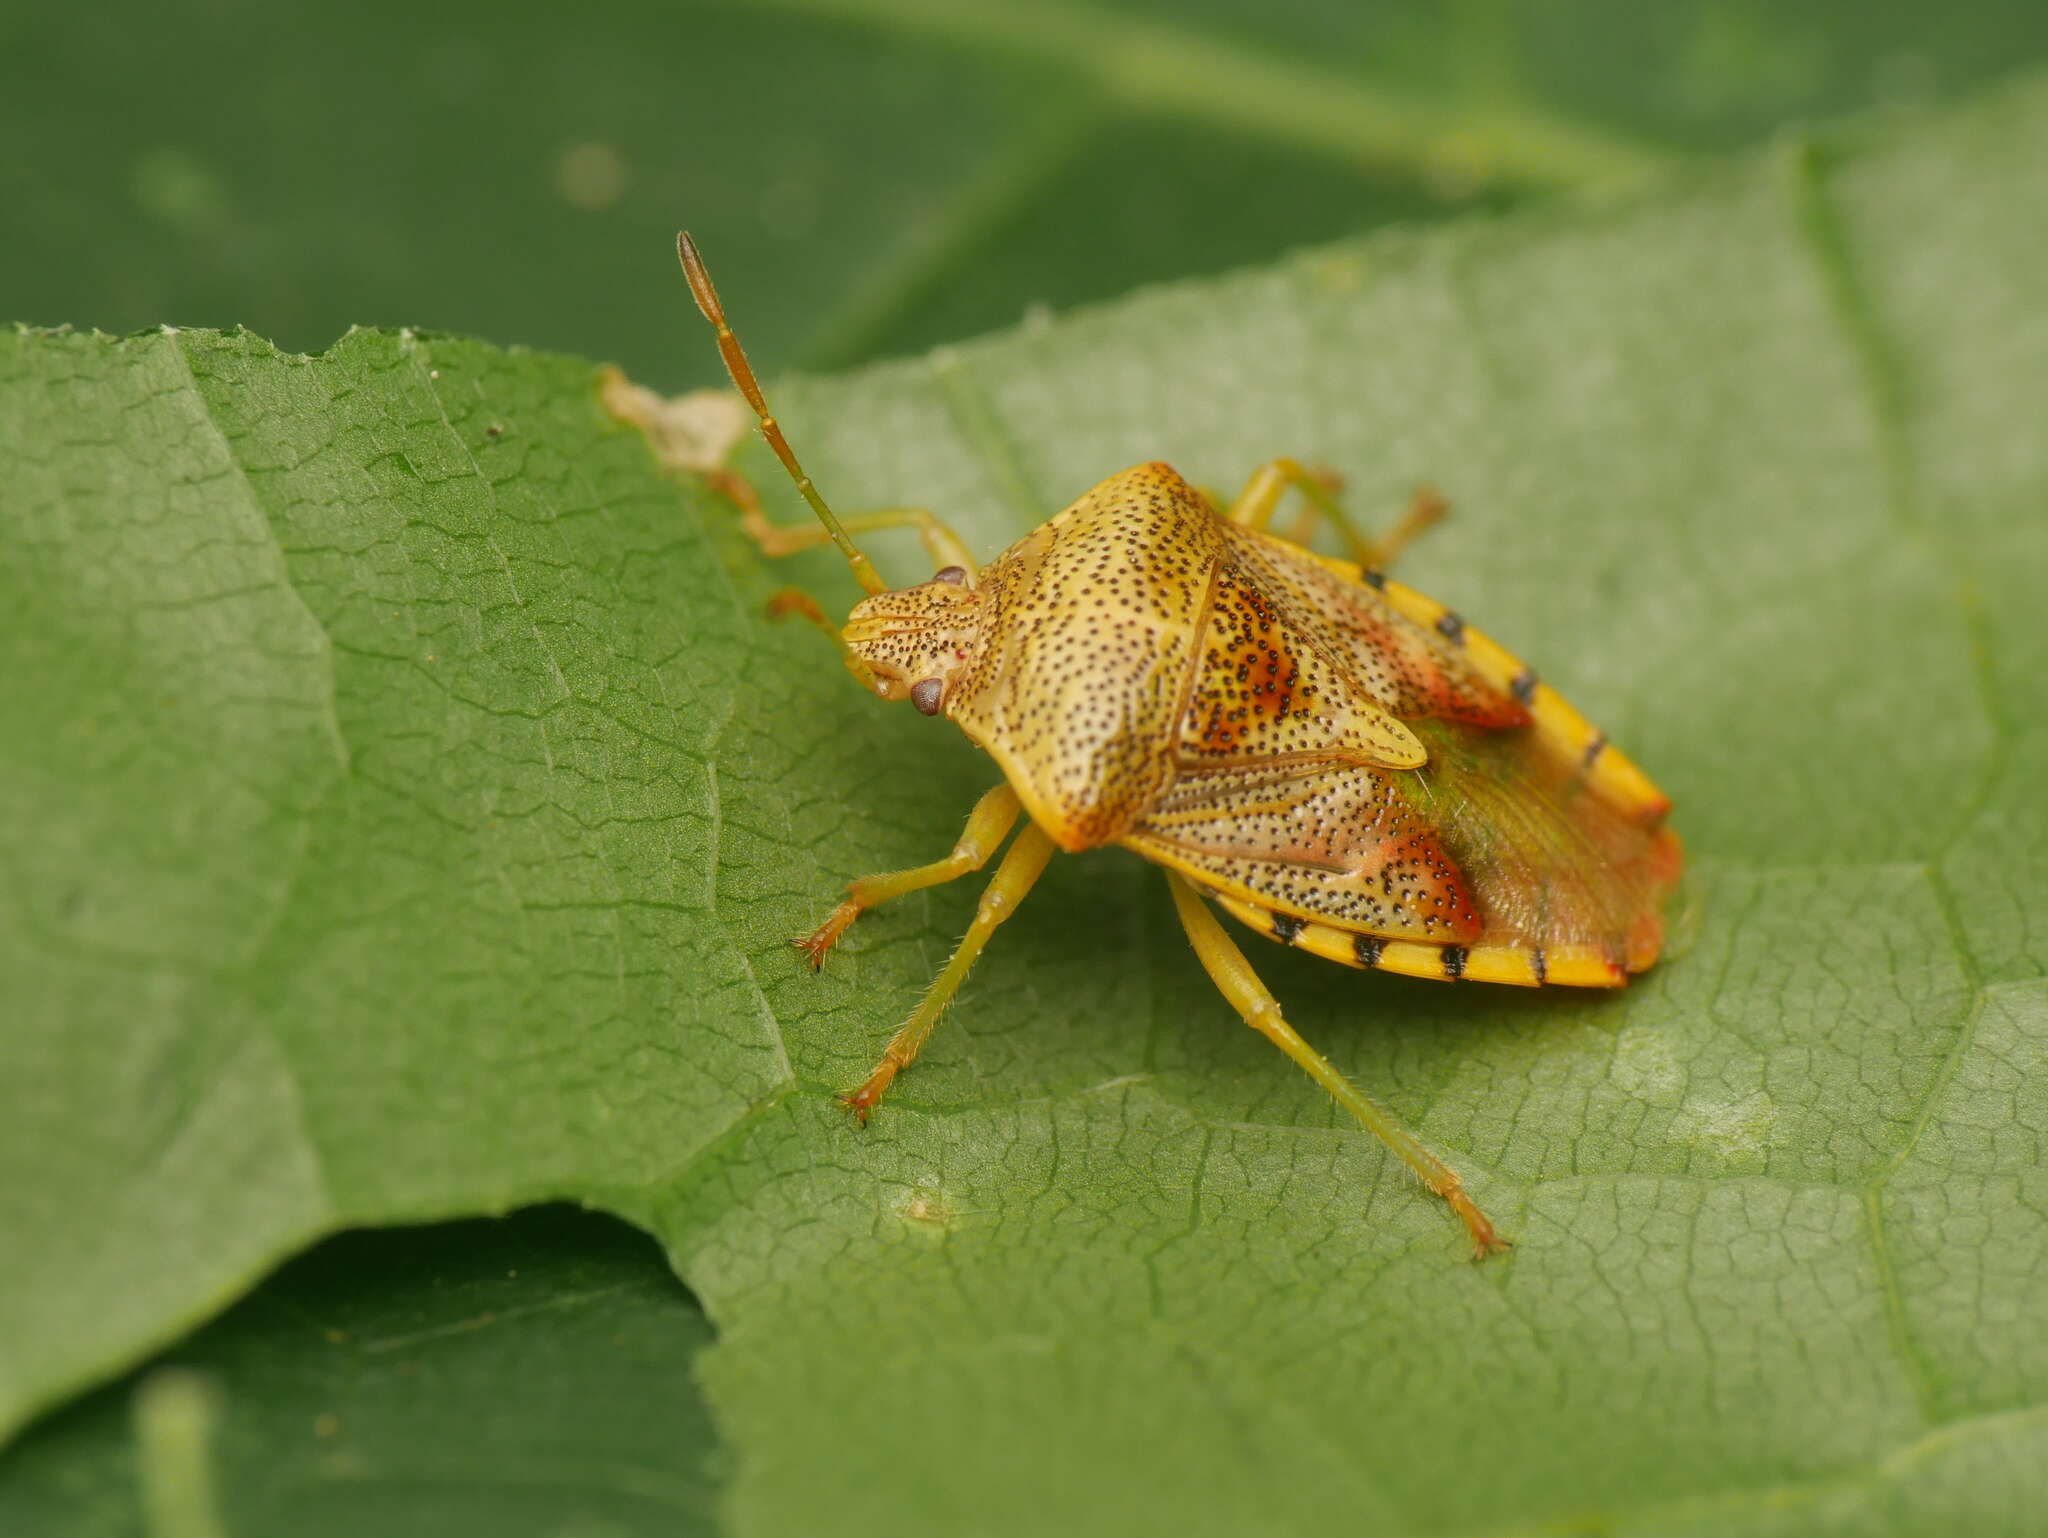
[841,823,1057,1121]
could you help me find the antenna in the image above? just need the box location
[675,232,886,596]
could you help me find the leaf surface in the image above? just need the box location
[4,77,2047,1536]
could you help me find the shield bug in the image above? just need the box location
[653,233,1682,1256]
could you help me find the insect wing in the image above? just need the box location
[1135,522,1680,980]
[1123,761,1481,946]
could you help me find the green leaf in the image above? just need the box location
[6,73,2047,1536]
[10,0,2048,381]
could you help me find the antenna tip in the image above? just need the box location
[674,232,720,325]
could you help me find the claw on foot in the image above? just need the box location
[1394,485,1450,547]
[1447,1186,1511,1261]
[838,1055,903,1124]
[838,1067,895,1125]
[794,900,860,971]
[1470,1230,1514,1262]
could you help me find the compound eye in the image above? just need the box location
[932,565,968,585]
[909,678,945,716]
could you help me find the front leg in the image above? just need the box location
[599,365,979,576]
[799,783,1023,969]
[726,476,979,577]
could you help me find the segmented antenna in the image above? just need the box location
[675,233,885,596]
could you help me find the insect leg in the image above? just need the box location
[1221,457,1327,532]
[1371,486,1451,569]
[840,823,1058,1121]
[797,783,1023,970]
[714,470,978,575]
[598,363,976,576]
[1223,460,1447,573]
[1163,873,1509,1258]
[761,586,882,691]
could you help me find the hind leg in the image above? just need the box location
[1223,458,1447,573]
[1165,872,1508,1258]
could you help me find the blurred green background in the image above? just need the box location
[8,0,2047,386]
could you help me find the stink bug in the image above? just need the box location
[653,233,1682,1256]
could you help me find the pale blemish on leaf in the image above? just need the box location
[1671,1090,1779,1163]
[897,1190,960,1230]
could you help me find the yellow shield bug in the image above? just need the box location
[649,233,1683,1257]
